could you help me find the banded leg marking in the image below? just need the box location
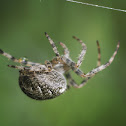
[0,49,40,66]
[65,41,102,88]
[60,42,70,58]
[84,41,120,77]
[8,65,24,70]
[45,32,60,57]
[73,36,87,68]
[96,40,101,66]
[45,60,52,72]
[65,72,91,88]
[63,42,120,78]
[0,49,19,62]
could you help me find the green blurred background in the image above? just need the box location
[0,0,126,126]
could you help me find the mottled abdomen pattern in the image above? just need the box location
[19,70,67,100]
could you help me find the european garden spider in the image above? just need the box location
[0,33,120,100]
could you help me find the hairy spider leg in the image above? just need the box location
[73,36,87,68]
[96,40,101,66]
[59,41,87,88]
[45,60,52,72]
[83,41,120,77]
[63,40,100,71]
[45,32,60,57]
[59,38,87,71]
[59,42,70,58]
[64,41,120,78]
[64,41,119,87]
[0,49,40,66]
[8,65,24,70]
[65,72,91,88]
[65,41,101,88]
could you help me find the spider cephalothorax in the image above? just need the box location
[0,32,120,100]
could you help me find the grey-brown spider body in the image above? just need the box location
[19,65,67,100]
[0,32,120,100]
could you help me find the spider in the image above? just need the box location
[0,32,120,100]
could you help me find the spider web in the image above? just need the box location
[66,0,126,13]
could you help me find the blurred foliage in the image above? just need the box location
[0,0,126,126]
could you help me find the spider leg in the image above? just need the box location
[84,42,120,77]
[45,60,52,72]
[45,32,60,57]
[82,41,120,77]
[59,42,70,58]
[65,72,91,88]
[63,41,120,78]
[0,49,19,62]
[96,40,101,66]
[65,41,101,88]
[59,36,87,68]
[73,36,87,68]
[0,49,40,66]
[8,65,24,70]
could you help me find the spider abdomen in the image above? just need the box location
[19,69,67,100]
